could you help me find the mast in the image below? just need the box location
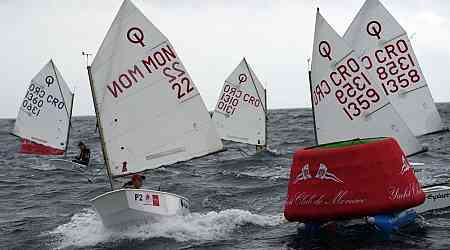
[64,93,75,157]
[308,70,318,145]
[311,10,319,146]
[264,88,268,150]
[87,66,114,190]
[82,52,99,135]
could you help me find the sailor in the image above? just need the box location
[73,141,90,166]
[122,174,146,189]
[255,139,266,153]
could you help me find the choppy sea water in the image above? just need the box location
[1,106,450,250]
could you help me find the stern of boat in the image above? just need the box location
[90,189,190,227]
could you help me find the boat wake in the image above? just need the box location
[29,161,89,176]
[48,208,283,249]
[30,162,59,171]
[220,164,289,181]
[265,148,282,156]
[239,165,289,181]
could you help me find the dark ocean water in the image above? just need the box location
[1,106,450,250]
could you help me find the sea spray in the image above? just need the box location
[47,208,283,249]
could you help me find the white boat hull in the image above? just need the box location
[413,185,450,214]
[91,189,190,228]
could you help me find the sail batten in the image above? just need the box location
[310,10,423,156]
[13,60,74,155]
[212,58,266,146]
[343,0,444,136]
[89,0,223,177]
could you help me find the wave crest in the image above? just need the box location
[48,208,282,249]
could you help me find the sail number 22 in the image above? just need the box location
[162,61,195,101]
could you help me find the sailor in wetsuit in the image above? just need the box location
[122,174,146,189]
[73,141,90,166]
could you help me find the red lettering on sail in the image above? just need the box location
[215,82,263,116]
[359,38,423,97]
[313,53,382,121]
[106,43,182,99]
[107,81,123,98]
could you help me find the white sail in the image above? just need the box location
[310,10,423,156]
[89,0,223,177]
[343,0,444,136]
[212,58,266,146]
[12,59,74,154]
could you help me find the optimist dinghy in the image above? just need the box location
[88,0,223,227]
[307,9,422,155]
[212,58,268,152]
[12,59,74,156]
[343,0,446,137]
[285,3,450,233]
[284,9,430,233]
[342,0,450,215]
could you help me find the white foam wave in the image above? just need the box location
[434,173,450,178]
[153,166,181,175]
[266,148,282,156]
[238,165,289,181]
[30,162,58,171]
[417,173,435,185]
[48,208,282,249]
[30,159,80,172]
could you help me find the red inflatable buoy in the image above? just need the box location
[284,137,425,222]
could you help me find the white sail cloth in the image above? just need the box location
[343,0,444,136]
[13,59,73,153]
[310,10,423,156]
[212,58,266,146]
[89,0,223,177]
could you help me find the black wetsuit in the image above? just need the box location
[73,148,90,166]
